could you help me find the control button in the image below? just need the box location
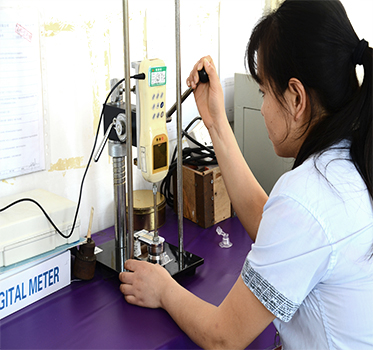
[152,104,155,110]
[160,102,164,108]
[160,92,164,98]
[152,94,155,100]
[152,114,156,119]
[157,103,159,109]
[161,111,164,118]
[156,93,159,99]
[157,113,160,118]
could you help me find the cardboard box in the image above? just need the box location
[175,165,232,228]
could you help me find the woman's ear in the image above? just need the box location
[286,78,308,122]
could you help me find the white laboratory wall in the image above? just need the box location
[219,0,264,121]
[0,0,264,236]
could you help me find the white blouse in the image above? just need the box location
[241,142,373,349]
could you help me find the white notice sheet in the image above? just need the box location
[0,8,45,180]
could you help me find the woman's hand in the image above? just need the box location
[119,259,176,309]
[186,56,226,131]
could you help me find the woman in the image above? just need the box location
[119,0,373,348]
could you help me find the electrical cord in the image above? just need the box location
[0,73,146,239]
[160,117,217,208]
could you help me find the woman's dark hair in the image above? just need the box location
[245,0,373,199]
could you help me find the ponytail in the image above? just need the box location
[349,44,372,198]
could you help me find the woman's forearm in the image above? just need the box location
[160,275,275,349]
[160,280,222,348]
[187,56,267,241]
[208,113,268,241]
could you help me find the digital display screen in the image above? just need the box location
[149,66,167,87]
[153,142,167,171]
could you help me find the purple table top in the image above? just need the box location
[0,208,276,349]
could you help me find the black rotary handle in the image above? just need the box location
[166,67,209,121]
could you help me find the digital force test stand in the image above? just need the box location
[94,57,204,277]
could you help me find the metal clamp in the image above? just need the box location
[94,114,127,162]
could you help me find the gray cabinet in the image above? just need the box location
[234,73,293,195]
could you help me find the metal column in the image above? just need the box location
[123,0,134,263]
[175,0,184,270]
[111,144,127,272]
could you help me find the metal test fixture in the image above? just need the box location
[93,0,204,277]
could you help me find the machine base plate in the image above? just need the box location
[96,239,204,277]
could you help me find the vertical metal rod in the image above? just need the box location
[113,154,126,272]
[152,183,159,242]
[123,0,134,262]
[175,0,184,270]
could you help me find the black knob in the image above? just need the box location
[198,67,209,83]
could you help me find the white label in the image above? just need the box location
[140,146,147,173]
[0,251,70,319]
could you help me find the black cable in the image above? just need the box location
[160,119,217,208]
[0,198,68,236]
[0,73,145,239]
[185,116,202,133]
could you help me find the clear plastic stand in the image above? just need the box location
[216,226,233,248]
